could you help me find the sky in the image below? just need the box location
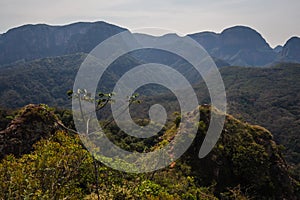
[1,0,300,47]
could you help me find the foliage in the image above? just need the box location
[0,53,299,170]
[0,129,219,200]
[0,108,16,130]
[218,64,300,170]
[1,62,300,199]
[0,131,93,199]
[143,63,300,170]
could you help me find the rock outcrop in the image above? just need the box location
[0,104,61,159]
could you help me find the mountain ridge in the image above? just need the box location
[188,25,277,66]
[0,21,300,67]
[0,21,126,66]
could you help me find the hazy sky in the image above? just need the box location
[1,0,299,47]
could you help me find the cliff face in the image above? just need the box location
[0,21,126,65]
[0,104,60,159]
[189,26,277,66]
[1,22,300,68]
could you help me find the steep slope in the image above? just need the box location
[189,26,277,66]
[0,111,218,199]
[179,105,299,199]
[0,104,298,199]
[279,37,300,63]
[274,45,283,53]
[218,26,276,66]
[135,63,300,176]
[0,21,126,66]
[1,57,299,170]
[187,31,219,53]
[0,104,61,159]
[0,53,143,108]
[219,64,300,167]
[0,53,85,108]
[2,22,300,68]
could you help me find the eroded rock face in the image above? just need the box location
[0,104,60,159]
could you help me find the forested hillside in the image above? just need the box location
[0,104,299,199]
[1,21,300,200]
[1,55,299,172]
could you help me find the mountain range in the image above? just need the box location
[0,21,300,67]
[0,22,300,168]
[0,21,300,199]
[0,21,125,66]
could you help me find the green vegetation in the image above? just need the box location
[0,130,217,200]
[142,63,300,176]
[219,64,300,176]
[0,55,300,199]
[0,104,299,199]
[0,54,85,108]
[1,22,299,199]
[2,57,299,168]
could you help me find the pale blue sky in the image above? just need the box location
[1,0,299,47]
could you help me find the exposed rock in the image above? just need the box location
[0,104,61,159]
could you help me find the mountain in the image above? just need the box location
[131,63,300,175]
[0,52,146,108]
[219,64,300,168]
[185,31,219,53]
[189,26,277,66]
[274,45,283,53]
[181,105,299,199]
[1,22,299,67]
[279,37,300,63]
[0,21,126,66]
[1,56,300,169]
[0,53,85,108]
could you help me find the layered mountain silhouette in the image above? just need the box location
[0,21,299,67]
[0,21,300,199]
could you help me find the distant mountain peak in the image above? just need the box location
[286,36,300,42]
[0,21,299,67]
[189,25,276,66]
[274,45,283,53]
[280,36,300,63]
[220,25,270,46]
[189,30,219,37]
[221,25,259,33]
[0,21,126,65]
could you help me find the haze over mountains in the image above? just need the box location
[0,22,126,66]
[0,21,300,165]
[0,21,300,67]
[0,21,300,199]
